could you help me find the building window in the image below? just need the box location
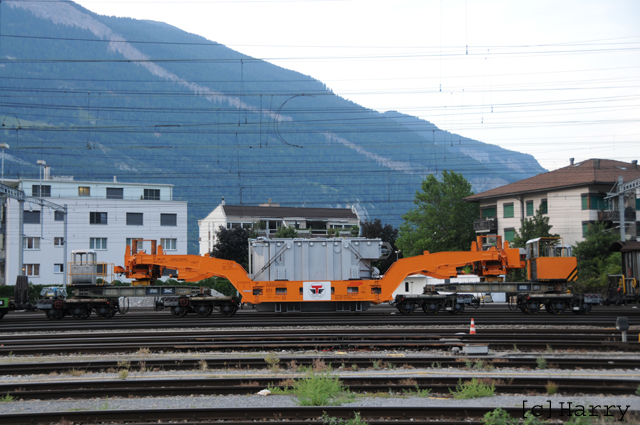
[23,237,40,250]
[582,222,590,238]
[23,210,41,224]
[582,194,606,210]
[78,186,90,196]
[503,203,514,218]
[90,212,108,225]
[54,237,64,247]
[126,238,142,247]
[161,213,177,226]
[161,238,177,250]
[405,282,409,293]
[107,187,124,199]
[24,264,40,277]
[90,238,107,250]
[143,189,160,200]
[481,207,496,218]
[32,185,51,197]
[504,228,515,243]
[54,264,64,274]
[127,213,143,226]
[540,199,548,214]
[54,211,65,221]
[526,201,534,216]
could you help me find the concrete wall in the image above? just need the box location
[198,205,226,255]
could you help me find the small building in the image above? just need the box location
[0,173,187,286]
[465,159,640,246]
[198,199,360,255]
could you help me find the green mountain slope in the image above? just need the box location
[0,1,546,253]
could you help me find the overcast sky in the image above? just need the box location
[74,0,640,171]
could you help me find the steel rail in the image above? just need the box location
[1,304,639,332]
[1,356,638,376]
[1,406,636,425]
[1,376,639,400]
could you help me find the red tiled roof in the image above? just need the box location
[465,159,640,201]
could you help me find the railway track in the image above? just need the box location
[2,375,639,400]
[0,327,637,355]
[1,355,639,376]
[1,304,639,332]
[1,406,636,425]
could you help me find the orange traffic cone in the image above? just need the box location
[470,318,476,335]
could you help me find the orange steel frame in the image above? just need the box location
[116,236,529,306]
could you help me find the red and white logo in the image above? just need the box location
[303,282,331,301]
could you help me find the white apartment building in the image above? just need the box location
[198,199,361,256]
[0,175,187,286]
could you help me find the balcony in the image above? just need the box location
[474,218,498,233]
[597,210,636,223]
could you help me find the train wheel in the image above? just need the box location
[172,306,188,317]
[46,308,58,320]
[421,303,438,314]
[195,304,213,318]
[450,303,465,315]
[220,303,238,317]
[546,303,564,314]
[71,307,88,319]
[96,305,112,319]
[397,302,414,315]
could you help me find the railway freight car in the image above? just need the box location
[31,235,604,320]
[607,240,640,305]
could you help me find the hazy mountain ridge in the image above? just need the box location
[1,1,546,253]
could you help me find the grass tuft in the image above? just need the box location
[269,371,353,406]
[0,392,15,403]
[322,411,368,425]
[265,353,280,373]
[450,378,495,399]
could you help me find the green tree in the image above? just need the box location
[512,208,558,248]
[573,222,621,287]
[196,277,238,297]
[361,219,399,274]
[397,171,479,256]
[275,226,298,238]
[210,226,257,271]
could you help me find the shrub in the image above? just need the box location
[296,372,351,406]
[269,372,353,406]
[450,378,495,399]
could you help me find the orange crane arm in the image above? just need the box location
[116,238,524,305]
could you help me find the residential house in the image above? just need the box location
[464,158,640,246]
[198,198,361,255]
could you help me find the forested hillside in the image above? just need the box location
[0,1,546,253]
